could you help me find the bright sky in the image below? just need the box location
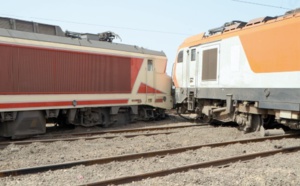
[1,0,299,75]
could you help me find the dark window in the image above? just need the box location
[191,49,196,61]
[177,51,183,63]
[147,60,153,71]
[202,48,218,81]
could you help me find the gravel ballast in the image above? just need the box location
[1,117,300,186]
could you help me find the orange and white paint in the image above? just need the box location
[173,12,300,90]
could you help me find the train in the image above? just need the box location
[172,8,300,132]
[2,8,300,138]
[0,17,173,139]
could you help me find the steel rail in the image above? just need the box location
[0,124,204,142]
[83,145,300,186]
[0,133,298,178]
[0,124,206,147]
[0,131,175,147]
[69,124,208,136]
[4,124,205,141]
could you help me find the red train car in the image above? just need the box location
[0,17,173,138]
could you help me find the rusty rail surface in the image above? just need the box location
[0,124,206,146]
[0,133,298,178]
[0,131,175,148]
[83,145,300,186]
[69,124,208,136]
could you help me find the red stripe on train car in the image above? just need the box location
[0,99,128,109]
[0,91,131,95]
[137,83,165,94]
[131,58,144,90]
[155,98,164,103]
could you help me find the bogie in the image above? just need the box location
[0,105,168,138]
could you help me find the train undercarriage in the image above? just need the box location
[177,96,300,133]
[0,105,166,139]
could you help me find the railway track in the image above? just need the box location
[0,133,299,179]
[84,145,300,186]
[0,124,206,148]
[67,123,207,137]
[0,132,175,148]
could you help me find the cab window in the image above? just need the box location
[191,49,196,61]
[147,60,153,71]
[177,51,183,63]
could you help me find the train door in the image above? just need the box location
[197,44,220,87]
[146,59,155,103]
[188,48,197,88]
[175,50,184,87]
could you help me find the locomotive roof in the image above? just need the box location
[179,8,300,49]
[0,17,165,57]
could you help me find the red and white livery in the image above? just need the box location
[0,17,173,138]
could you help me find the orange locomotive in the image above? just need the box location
[172,9,300,132]
[0,17,173,138]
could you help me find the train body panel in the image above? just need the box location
[173,10,300,131]
[0,17,172,138]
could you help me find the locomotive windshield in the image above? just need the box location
[177,51,183,63]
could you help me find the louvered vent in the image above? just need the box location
[39,24,56,35]
[0,18,11,29]
[16,20,34,32]
[0,17,64,37]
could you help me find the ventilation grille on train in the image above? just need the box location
[0,18,11,29]
[0,17,64,37]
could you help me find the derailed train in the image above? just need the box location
[0,17,173,138]
[2,9,300,139]
[173,9,300,132]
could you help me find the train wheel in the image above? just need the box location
[176,103,187,114]
[251,115,262,132]
[197,114,212,123]
[236,114,262,133]
[99,109,111,128]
